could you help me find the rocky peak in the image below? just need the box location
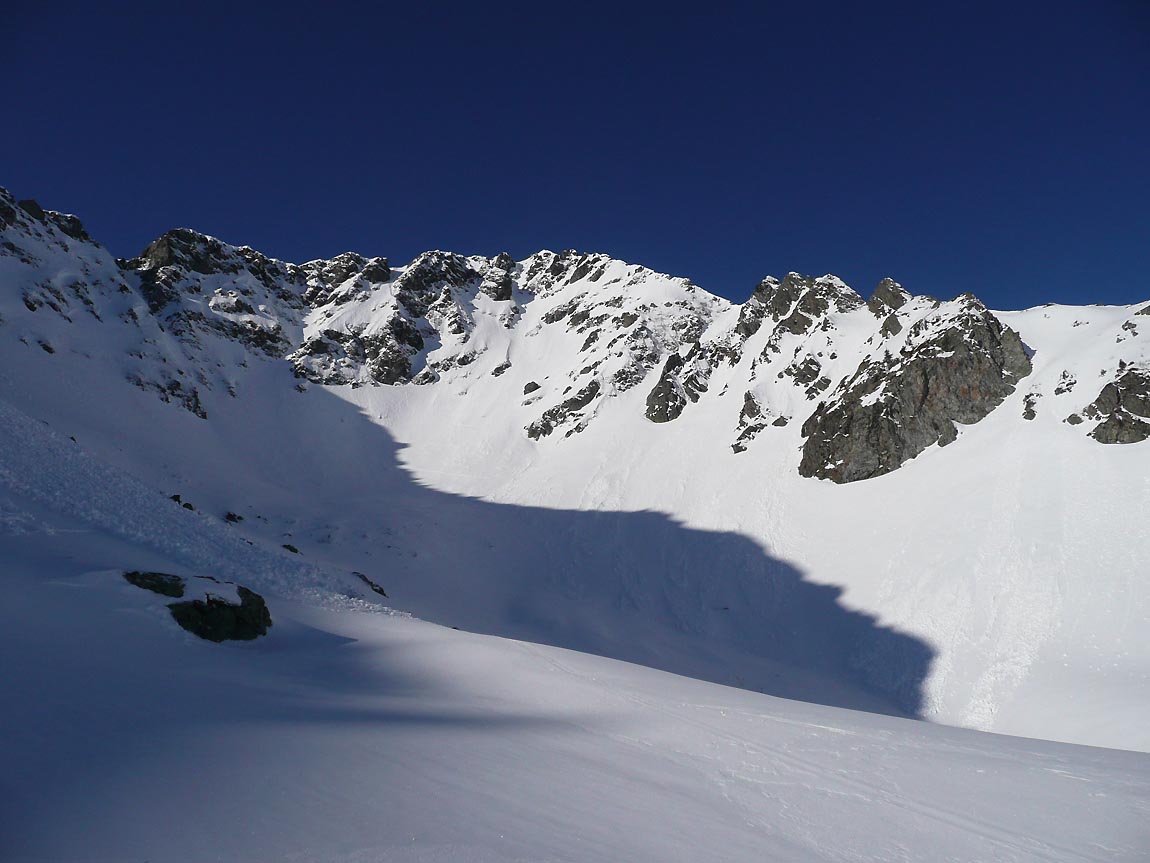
[131,229,242,275]
[518,250,615,296]
[300,252,391,306]
[480,252,517,301]
[737,272,863,342]
[303,252,370,286]
[392,250,481,317]
[0,188,92,243]
[867,278,911,316]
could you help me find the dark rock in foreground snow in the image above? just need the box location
[168,585,272,642]
[123,570,273,641]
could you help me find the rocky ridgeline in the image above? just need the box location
[2,185,1148,483]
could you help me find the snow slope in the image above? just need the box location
[1,421,1147,861]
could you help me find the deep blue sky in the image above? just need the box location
[5,1,1148,308]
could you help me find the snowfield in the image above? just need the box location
[1,188,1149,860]
[2,478,1148,862]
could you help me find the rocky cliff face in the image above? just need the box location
[2,185,1146,483]
[799,296,1033,483]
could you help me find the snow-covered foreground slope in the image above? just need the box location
[2,467,1148,862]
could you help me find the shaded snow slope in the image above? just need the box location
[1,186,1149,752]
[2,416,1148,863]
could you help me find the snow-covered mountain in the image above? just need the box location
[2,186,1149,859]
[3,184,1149,739]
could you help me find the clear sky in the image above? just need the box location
[6,1,1148,308]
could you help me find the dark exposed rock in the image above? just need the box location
[290,316,426,385]
[784,356,822,386]
[523,380,541,395]
[731,423,765,453]
[643,342,714,424]
[542,296,585,325]
[731,391,769,452]
[867,278,911,316]
[393,251,479,317]
[45,211,92,242]
[526,380,601,439]
[1079,368,1150,444]
[282,543,300,554]
[739,391,762,423]
[300,252,390,305]
[645,354,689,423]
[123,570,186,598]
[353,571,388,598]
[799,298,1032,482]
[481,252,516,301]
[1022,393,1039,420]
[132,229,245,277]
[1091,412,1150,444]
[17,199,47,221]
[360,257,391,283]
[127,375,208,419]
[168,586,272,642]
[880,313,903,338]
[122,571,272,641]
[1054,371,1076,395]
[491,361,512,377]
[1136,304,1150,316]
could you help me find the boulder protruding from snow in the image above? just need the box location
[1078,368,1150,444]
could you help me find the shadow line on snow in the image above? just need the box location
[206,379,937,719]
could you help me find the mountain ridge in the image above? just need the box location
[7,186,1145,485]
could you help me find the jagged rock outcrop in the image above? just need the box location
[799,296,1032,482]
[1077,367,1150,444]
[737,273,863,350]
[301,252,390,306]
[644,343,713,423]
[526,380,601,439]
[867,278,911,316]
[645,354,690,423]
